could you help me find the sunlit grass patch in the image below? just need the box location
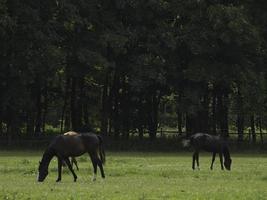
[0,151,267,199]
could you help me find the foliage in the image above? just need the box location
[0,0,267,141]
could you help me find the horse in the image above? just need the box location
[63,131,79,170]
[37,132,105,182]
[183,133,232,170]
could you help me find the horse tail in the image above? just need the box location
[97,135,106,165]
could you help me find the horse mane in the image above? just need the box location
[40,147,55,167]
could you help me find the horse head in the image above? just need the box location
[224,158,232,170]
[37,161,49,182]
[37,148,55,182]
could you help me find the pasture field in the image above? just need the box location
[0,151,267,200]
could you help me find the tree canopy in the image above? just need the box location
[0,0,266,142]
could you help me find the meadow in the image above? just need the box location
[0,151,267,200]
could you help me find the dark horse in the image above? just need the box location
[183,133,232,170]
[37,132,105,182]
[63,131,80,170]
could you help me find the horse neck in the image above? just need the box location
[222,146,231,160]
[41,148,55,169]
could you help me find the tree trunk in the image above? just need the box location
[138,126,144,139]
[217,89,229,137]
[201,89,209,133]
[6,106,20,145]
[222,93,229,137]
[237,114,244,142]
[83,101,89,128]
[70,77,77,131]
[42,83,48,133]
[108,118,112,136]
[112,71,120,139]
[177,111,183,135]
[185,114,194,136]
[236,85,244,142]
[121,77,130,139]
[77,78,84,130]
[26,110,35,136]
[211,90,217,134]
[101,72,109,136]
[216,92,223,135]
[259,116,263,144]
[0,119,2,135]
[176,93,183,135]
[147,92,160,140]
[64,110,71,131]
[137,98,145,139]
[250,114,256,143]
[61,77,70,133]
[35,85,42,135]
[0,110,3,135]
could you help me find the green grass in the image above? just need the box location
[0,151,267,200]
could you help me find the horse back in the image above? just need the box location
[190,133,223,152]
[64,131,79,136]
[80,133,100,150]
[51,134,86,157]
[50,133,101,157]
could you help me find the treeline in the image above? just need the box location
[0,0,267,142]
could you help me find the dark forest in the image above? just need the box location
[1,0,267,143]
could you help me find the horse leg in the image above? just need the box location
[210,152,216,170]
[196,152,200,170]
[70,157,73,168]
[192,152,196,170]
[71,157,79,171]
[64,157,78,182]
[89,152,98,181]
[56,157,63,182]
[219,152,224,170]
[95,157,105,179]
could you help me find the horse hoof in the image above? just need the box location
[56,179,61,182]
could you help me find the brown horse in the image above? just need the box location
[37,132,105,182]
[64,131,79,170]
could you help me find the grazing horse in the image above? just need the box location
[37,132,105,182]
[63,131,79,170]
[183,133,232,170]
